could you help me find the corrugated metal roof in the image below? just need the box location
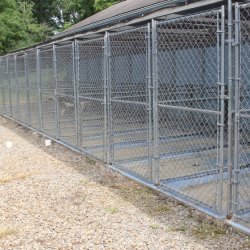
[67,0,166,30]
[53,0,179,39]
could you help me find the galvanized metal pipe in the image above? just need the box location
[72,40,78,149]
[227,0,233,218]
[36,48,43,132]
[232,2,241,214]
[104,32,108,163]
[7,56,12,117]
[24,52,31,126]
[217,6,226,214]
[152,19,160,185]
[14,54,20,120]
[53,44,60,140]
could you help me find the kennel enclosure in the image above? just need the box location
[0,0,249,234]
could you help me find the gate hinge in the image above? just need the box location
[220,94,229,100]
[232,201,239,205]
[226,39,234,44]
[232,41,240,47]
[217,123,225,127]
[231,179,239,184]
[233,169,241,173]
[216,29,224,34]
[217,82,226,86]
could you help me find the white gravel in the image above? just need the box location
[0,116,248,250]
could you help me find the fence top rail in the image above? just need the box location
[108,25,148,38]
[16,53,25,59]
[26,49,37,56]
[239,2,250,9]
[157,8,220,26]
[77,37,104,46]
[55,43,73,50]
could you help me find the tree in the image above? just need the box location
[0,0,121,54]
[94,0,120,12]
[31,0,56,28]
[0,0,51,55]
[30,0,95,30]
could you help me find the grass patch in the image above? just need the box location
[0,173,31,184]
[105,207,119,214]
[153,204,171,214]
[192,222,227,239]
[79,179,89,185]
[173,225,188,232]
[149,224,160,230]
[0,228,18,239]
[85,157,96,166]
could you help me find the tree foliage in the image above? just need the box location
[94,0,119,13]
[0,0,121,55]
[0,0,52,55]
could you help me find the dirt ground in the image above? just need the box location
[0,115,249,250]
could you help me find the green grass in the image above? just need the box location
[173,225,188,232]
[85,157,96,166]
[153,204,172,214]
[149,224,161,230]
[191,222,227,239]
[105,207,119,214]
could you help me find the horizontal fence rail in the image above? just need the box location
[0,2,249,235]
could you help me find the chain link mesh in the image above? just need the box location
[0,4,249,233]
[109,26,152,182]
[234,4,250,228]
[39,47,56,137]
[8,55,18,120]
[56,43,77,146]
[0,58,6,113]
[156,11,225,211]
[26,50,40,129]
[16,54,28,124]
[1,58,11,115]
[78,38,105,161]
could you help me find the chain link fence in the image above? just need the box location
[39,47,57,138]
[16,54,28,124]
[108,26,152,182]
[77,38,105,161]
[0,3,249,234]
[155,10,226,214]
[55,43,77,147]
[26,50,40,129]
[231,3,250,230]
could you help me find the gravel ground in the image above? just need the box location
[0,115,249,250]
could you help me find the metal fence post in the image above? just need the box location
[25,52,30,126]
[7,56,12,117]
[36,48,43,132]
[72,40,79,149]
[105,31,113,165]
[216,6,226,214]
[53,44,60,140]
[227,0,234,219]
[75,40,81,149]
[152,19,160,185]
[106,31,112,164]
[147,23,153,182]
[14,54,20,120]
[0,59,5,114]
[104,32,108,163]
[232,2,241,214]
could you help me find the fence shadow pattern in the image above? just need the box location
[0,4,249,234]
